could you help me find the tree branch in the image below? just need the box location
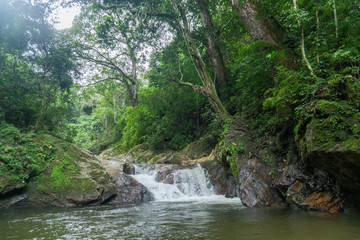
[82,77,121,87]
[94,1,178,23]
[216,12,234,37]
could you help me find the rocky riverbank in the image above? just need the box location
[1,119,359,213]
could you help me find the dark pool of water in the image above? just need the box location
[1,201,360,240]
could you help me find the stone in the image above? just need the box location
[108,173,154,204]
[274,161,344,213]
[238,159,283,207]
[0,135,117,208]
[200,157,240,198]
[286,180,343,213]
[298,114,360,206]
[99,158,154,204]
[155,164,196,184]
[123,163,135,174]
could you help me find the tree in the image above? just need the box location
[230,0,285,45]
[72,5,163,107]
[0,0,75,129]
[92,0,231,120]
[196,0,228,88]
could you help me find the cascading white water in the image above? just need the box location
[131,164,235,202]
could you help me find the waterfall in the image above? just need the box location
[131,164,222,202]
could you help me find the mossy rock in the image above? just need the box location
[0,135,116,208]
[99,141,126,157]
[298,117,360,195]
[315,100,356,117]
[180,132,217,159]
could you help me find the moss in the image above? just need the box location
[29,135,94,192]
[180,132,217,159]
[0,124,52,194]
[300,114,360,157]
[344,138,360,151]
[33,171,96,197]
[315,100,341,116]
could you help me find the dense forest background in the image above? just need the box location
[1,0,360,185]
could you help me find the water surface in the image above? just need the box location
[1,202,359,240]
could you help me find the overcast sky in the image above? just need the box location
[53,5,81,30]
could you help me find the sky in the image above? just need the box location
[53,5,81,30]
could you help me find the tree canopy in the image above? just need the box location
[1,0,359,154]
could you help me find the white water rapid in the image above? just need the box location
[131,164,239,203]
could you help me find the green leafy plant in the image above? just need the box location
[220,140,244,178]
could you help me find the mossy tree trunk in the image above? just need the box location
[196,0,227,88]
[230,0,285,45]
[172,3,230,121]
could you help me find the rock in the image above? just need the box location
[200,157,240,198]
[274,162,344,212]
[0,177,26,195]
[238,159,283,207]
[0,135,117,208]
[99,158,154,204]
[123,163,135,174]
[297,107,360,206]
[155,164,196,184]
[108,173,154,204]
[286,180,343,213]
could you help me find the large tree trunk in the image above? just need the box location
[196,0,227,87]
[34,96,45,130]
[230,0,285,45]
[175,3,230,120]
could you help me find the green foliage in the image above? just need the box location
[31,135,82,190]
[220,140,244,178]
[118,85,209,151]
[229,41,276,115]
[0,124,50,192]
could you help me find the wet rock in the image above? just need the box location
[238,159,283,207]
[123,163,135,174]
[108,174,154,204]
[275,162,344,213]
[298,116,360,205]
[286,180,343,213]
[100,160,154,204]
[155,164,196,184]
[306,192,342,213]
[0,177,26,195]
[200,157,240,198]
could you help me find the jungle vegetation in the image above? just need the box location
[1,0,359,180]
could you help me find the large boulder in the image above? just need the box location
[238,158,283,207]
[0,135,117,208]
[99,157,154,204]
[108,174,154,204]
[200,154,240,198]
[274,162,344,213]
[297,101,360,206]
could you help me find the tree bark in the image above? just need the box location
[196,0,227,87]
[333,0,338,39]
[230,0,285,45]
[175,4,230,120]
[293,0,314,76]
[129,49,138,107]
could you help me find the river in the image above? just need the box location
[1,164,359,239]
[1,202,360,240]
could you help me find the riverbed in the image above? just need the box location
[1,201,360,240]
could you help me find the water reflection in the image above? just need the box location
[1,203,360,240]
